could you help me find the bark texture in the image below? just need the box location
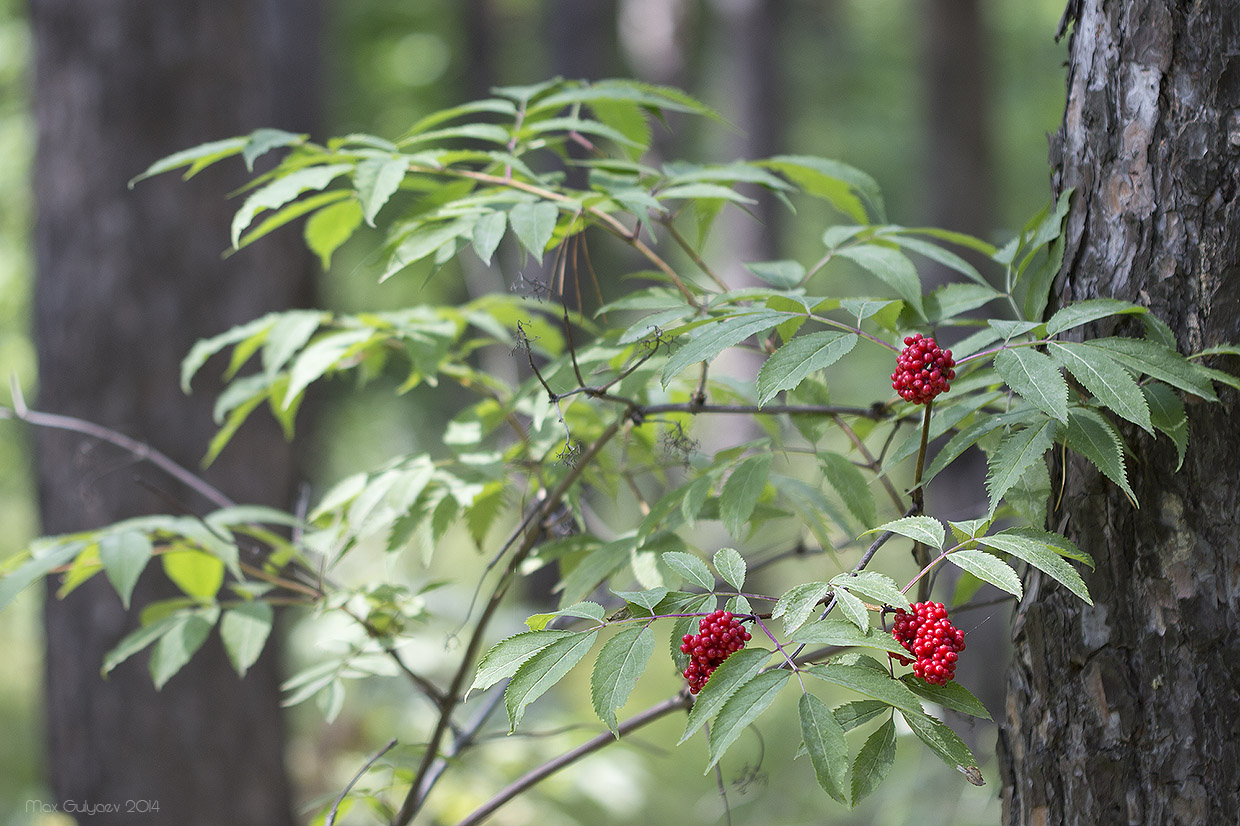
[31,1,317,823]
[1000,2,1240,824]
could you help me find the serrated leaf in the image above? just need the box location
[705,669,790,771]
[661,311,796,386]
[862,515,945,550]
[505,630,598,731]
[900,709,981,782]
[354,157,407,226]
[792,619,908,656]
[679,647,771,743]
[1049,341,1152,433]
[231,163,352,248]
[836,245,924,318]
[261,310,324,377]
[471,210,507,265]
[98,532,153,610]
[1143,382,1188,470]
[470,630,575,692]
[662,551,715,592]
[1002,527,1094,569]
[305,198,363,270]
[980,533,1091,604]
[832,571,910,609]
[834,700,890,731]
[381,218,474,281]
[773,582,833,635]
[986,419,1059,514]
[150,609,217,689]
[757,331,857,405]
[924,282,1004,319]
[800,693,850,804]
[591,626,655,735]
[181,315,276,393]
[762,155,885,223]
[745,259,805,289]
[1085,337,1216,401]
[720,454,772,538]
[101,611,185,675]
[611,587,668,616]
[220,601,273,678]
[713,548,746,591]
[833,586,870,631]
[947,549,1022,598]
[1045,298,1146,336]
[1064,407,1136,502]
[901,676,992,720]
[241,128,304,171]
[851,717,897,805]
[161,549,225,602]
[508,202,558,263]
[283,328,374,408]
[806,663,925,716]
[525,601,607,631]
[819,453,877,531]
[994,347,1068,422]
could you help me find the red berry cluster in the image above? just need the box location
[891,601,965,686]
[680,610,751,694]
[892,334,956,404]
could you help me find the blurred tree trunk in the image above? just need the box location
[30,1,318,824]
[1000,1,1240,823]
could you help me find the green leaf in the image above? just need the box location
[835,245,924,318]
[792,619,908,656]
[986,419,1059,514]
[381,218,475,281]
[241,128,305,171]
[590,626,655,735]
[773,582,833,635]
[0,540,87,612]
[757,331,857,405]
[1002,527,1095,569]
[833,586,870,631]
[101,611,185,675]
[705,669,790,771]
[203,391,267,468]
[806,663,925,716]
[98,532,153,610]
[236,189,352,250]
[470,630,575,693]
[283,328,374,408]
[1064,407,1136,502]
[1143,382,1188,470]
[720,454,772,538]
[994,347,1069,422]
[525,601,606,631]
[678,647,772,743]
[181,314,277,393]
[508,202,559,263]
[505,630,598,731]
[799,693,850,804]
[745,259,805,289]
[305,198,364,270]
[1045,298,1146,337]
[851,717,897,805]
[924,282,1004,319]
[900,709,981,782]
[761,155,885,222]
[354,157,408,226]
[901,676,992,720]
[661,311,796,386]
[862,515,944,550]
[150,609,217,689]
[834,700,891,732]
[831,571,910,610]
[947,549,1022,598]
[231,163,353,248]
[161,549,225,602]
[980,532,1091,604]
[219,601,274,678]
[713,548,746,591]
[884,233,993,288]
[1049,341,1152,433]
[471,210,507,265]
[128,136,247,187]
[261,310,324,377]
[611,587,668,616]
[662,551,715,592]
[819,452,878,531]
[1084,337,1216,401]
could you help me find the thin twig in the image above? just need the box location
[325,738,399,826]
[911,402,933,603]
[454,695,692,826]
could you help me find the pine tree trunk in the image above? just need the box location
[30,1,318,823]
[1000,2,1240,823]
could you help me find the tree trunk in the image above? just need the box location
[30,1,318,823]
[1000,2,1240,824]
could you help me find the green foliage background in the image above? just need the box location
[0,1,1070,824]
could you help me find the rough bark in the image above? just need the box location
[30,1,318,823]
[1000,2,1240,824]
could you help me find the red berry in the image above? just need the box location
[681,608,750,694]
[890,601,965,686]
[891,333,956,404]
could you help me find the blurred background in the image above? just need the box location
[0,1,1068,823]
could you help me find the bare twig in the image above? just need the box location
[324,738,399,826]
